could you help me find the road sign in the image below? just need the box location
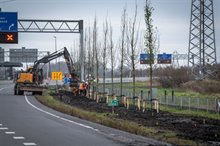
[157,53,172,64]
[51,72,63,80]
[0,32,18,43]
[108,99,119,106]
[10,48,38,62]
[140,53,154,64]
[0,12,18,32]
[140,54,147,64]
[0,12,18,44]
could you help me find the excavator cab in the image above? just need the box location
[16,72,33,83]
[15,66,43,85]
[15,67,33,84]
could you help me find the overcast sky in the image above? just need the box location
[0,0,220,63]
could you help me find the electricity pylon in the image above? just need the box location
[188,0,217,79]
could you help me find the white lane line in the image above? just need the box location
[5,131,16,134]
[110,133,116,136]
[25,95,99,132]
[13,136,25,140]
[0,86,12,92]
[23,142,37,146]
[0,124,2,126]
[0,86,10,91]
[0,127,8,130]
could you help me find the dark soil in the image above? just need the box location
[53,93,220,145]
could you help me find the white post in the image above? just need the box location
[181,97,183,109]
[206,98,209,112]
[138,98,140,111]
[189,97,191,110]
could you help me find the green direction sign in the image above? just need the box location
[108,99,119,106]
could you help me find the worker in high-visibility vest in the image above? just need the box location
[79,82,85,96]
[83,82,88,96]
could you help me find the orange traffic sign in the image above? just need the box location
[51,72,62,80]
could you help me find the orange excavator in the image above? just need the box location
[14,47,79,95]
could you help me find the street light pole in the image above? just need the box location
[54,36,58,92]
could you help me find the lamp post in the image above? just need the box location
[53,36,58,92]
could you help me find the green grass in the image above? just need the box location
[159,105,220,120]
[35,90,200,146]
[99,82,220,120]
[103,81,219,99]
[118,96,220,120]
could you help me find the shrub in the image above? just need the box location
[182,79,220,93]
[155,66,193,88]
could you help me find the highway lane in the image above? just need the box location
[0,80,170,146]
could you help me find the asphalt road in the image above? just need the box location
[0,80,170,146]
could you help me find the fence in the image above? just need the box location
[158,95,217,112]
[97,87,219,112]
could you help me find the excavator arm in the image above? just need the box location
[63,47,79,85]
[32,48,67,73]
[32,47,79,85]
[17,47,79,86]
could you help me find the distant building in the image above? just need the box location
[9,47,38,63]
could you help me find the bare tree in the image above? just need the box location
[109,22,115,95]
[86,26,92,83]
[92,17,97,80]
[71,41,80,73]
[125,3,140,97]
[87,16,99,98]
[119,7,127,96]
[102,17,109,94]
[93,17,100,98]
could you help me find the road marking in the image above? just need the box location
[23,143,37,146]
[0,124,2,126]
[110,133,116,136]
[13,136,25,139]
[25,95,99,132]
[0,86,12,91]
[0,87,9,91]
[0,127,8,130]
[5,131,16,134]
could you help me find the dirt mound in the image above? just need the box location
[53,93,220,144]
[182,79,220,93]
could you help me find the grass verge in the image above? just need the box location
[159,105,220,120]
[103,82,220,98]
[35,90,200,146]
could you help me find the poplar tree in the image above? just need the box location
[145,0,155,102]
